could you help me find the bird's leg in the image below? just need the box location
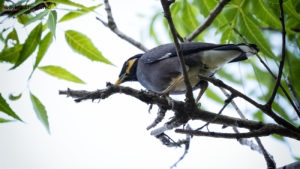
[161,74,184,94]
[195,80,208,103]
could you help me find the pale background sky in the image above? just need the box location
[0,0,299,169]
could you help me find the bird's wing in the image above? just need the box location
[141,42,238,64]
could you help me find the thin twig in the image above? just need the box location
[196,93,234,130]
[254,137,276,169]
[233,27,300,118]
[266,0,286,107]
[146,105,167,130]
[185,0,231,41]
[221,88,275,169]
[1,1,54,16]
[175,124,300,140]
[96,0,148,52]
[285,77,300,117]
[198,75,299,133]
[160,0,195,104]
[170,128,191,169]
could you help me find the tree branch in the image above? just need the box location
[1,1,54,16]
[198,75,300,133]
[96,0,148,52]
[175,123,299,140]
[185,0,231,41]
[58,84,300,141]
[220,88,275,169]
[266,0,286,106]
[160,0,195,104]
[254,136,276,169]
[277,161,300,169]
[232,27,300,118]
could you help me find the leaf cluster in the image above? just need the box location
[0,0,112,132]
[148,0,300,145]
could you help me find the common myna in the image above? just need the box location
[115,42,258,102]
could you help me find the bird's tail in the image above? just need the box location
[229,44,259,63]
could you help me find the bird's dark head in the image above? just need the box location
[115,54,142,85]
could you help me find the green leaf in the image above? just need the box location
[0,93,22,121]
[149,12,163,45]
[220,25,237,44]
[0,44,23,63]
[272,101,295,125]
[11,23,43,69]
[65,30,112,65]
[255,0,281,29]
[30,92,50,134]
[177,0,199,35]
[5,28,19,48]
[253,111,264,122]
[17,10,49,26]
[194,0,216,17]
[284,0,300,21]
[47,10,57,37]
[205,88,224,104]
[39,65,85,84]
[0,118,14,123]
[29,32,53,79]
[48,0,88,9]
[0,0,4,13]
[9,93,22,101]
[293,156,300,161]
[271,134,285,142]
[59,4,102,22]
[6,1,42,17]
[237,12,276,59]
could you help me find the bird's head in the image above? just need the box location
[115,54,142,85]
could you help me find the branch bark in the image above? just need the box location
[1,2,54,16]
[160,0,195,104]
[266,0,286,106]
[185,0,231,41]
[198,75,300,134]
[96,0,148,52]
[58,84,300,141]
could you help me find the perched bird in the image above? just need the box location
[115,42,258,102]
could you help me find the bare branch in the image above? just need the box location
[267,0,286,106]
[233,27,300,118]
[254,137,276,169]
[58,84,300,141]
[96,0,148,52]
[170,128,191,169]
[220,88,275,168]
[285,77,300,117]
[175,123,300,140]
[1,1,54,16]
[195,94,234,130]
[185,0,231,41]
[160,0,195,104]
[199,75,300,134]
[146,105,167,130]
[277,161,300,169]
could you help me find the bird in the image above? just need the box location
[115,42,258,102]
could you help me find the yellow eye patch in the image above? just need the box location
[125,58,137,74]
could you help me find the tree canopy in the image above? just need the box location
[0,0,300,168]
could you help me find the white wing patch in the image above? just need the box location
[200,50,241,69]
[158,52,172,60]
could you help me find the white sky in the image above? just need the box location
[0,0,299,169]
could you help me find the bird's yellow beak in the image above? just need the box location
[115,79,122,85]
[115,73,127,85]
